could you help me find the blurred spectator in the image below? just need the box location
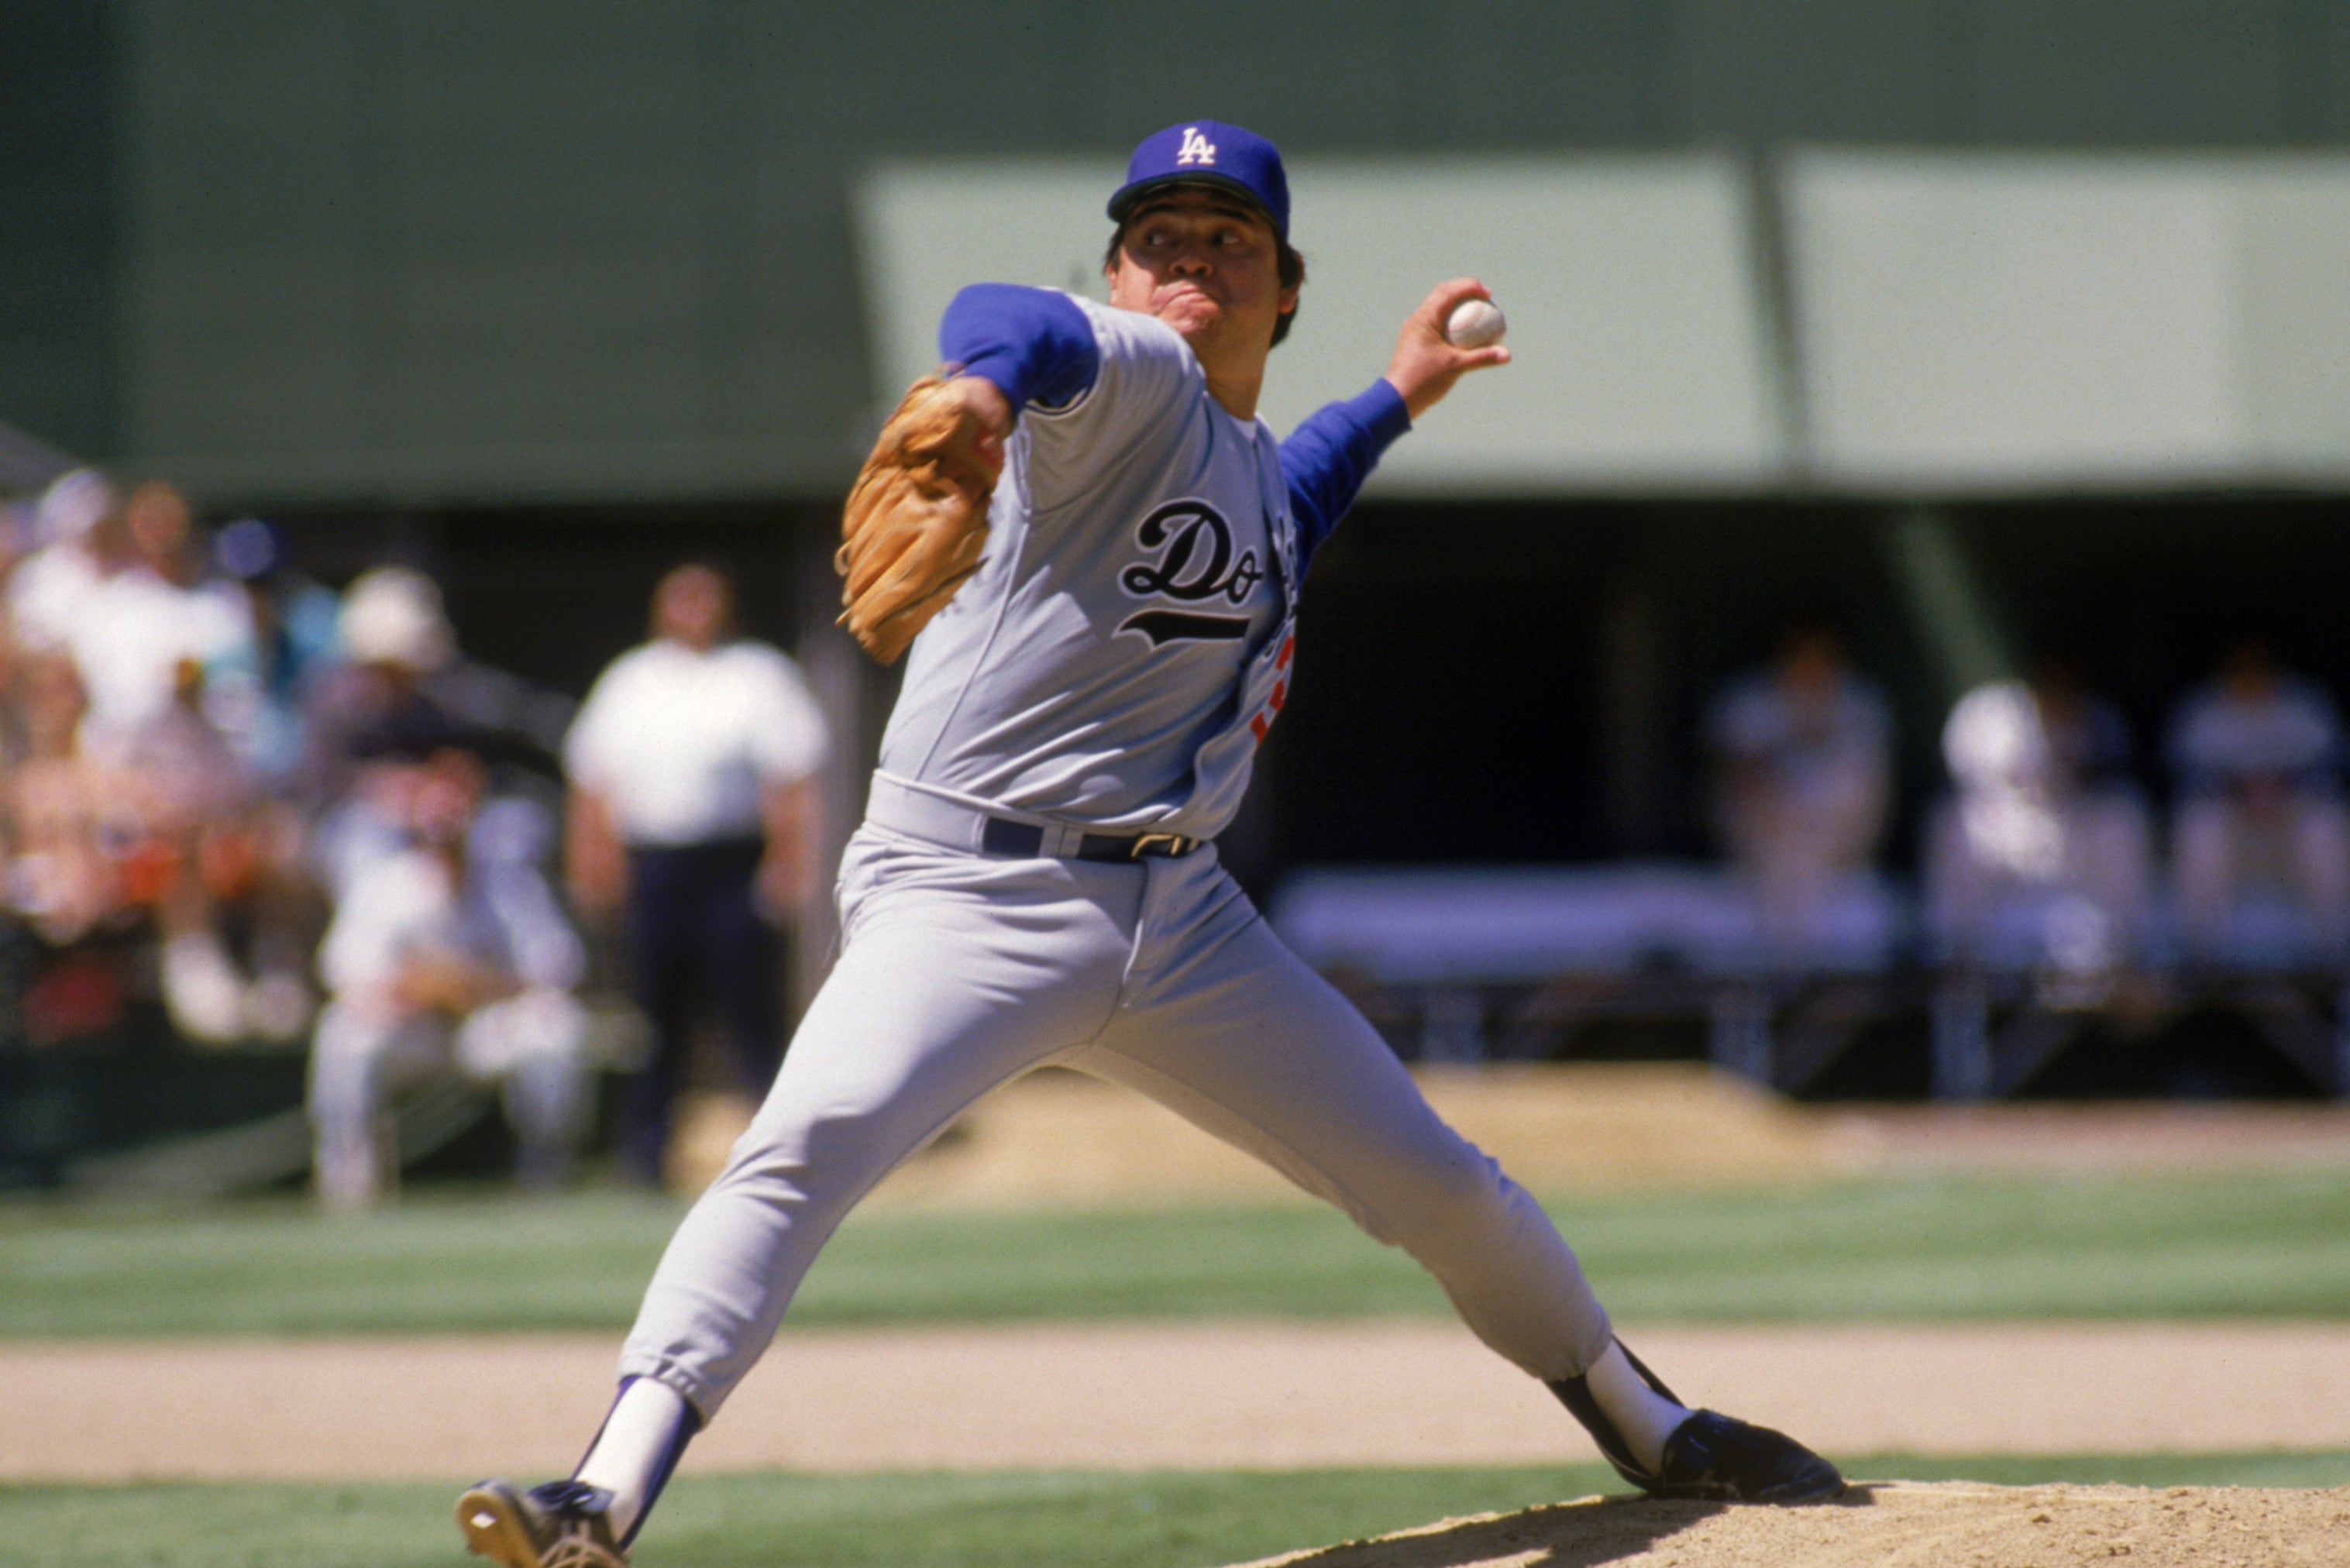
[7,468,115,655]
[304,566,571,831]
[5,654,118,950]
[160,519,344,1039]
[200,518,342,789]
[303,566,466,821]
[2165,638,2350,966]
[1925,663,2156,971]
[2,650,134,1050]
[307,748,590,1209]
[60,480,252,764]
[119,645,266,1044]
[1705,624,1892,956]
[563,562,827,1187]
[4,631,292,1046]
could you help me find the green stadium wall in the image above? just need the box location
[8,1,2350,505]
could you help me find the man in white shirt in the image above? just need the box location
[1925,664,2156,971]
[8,467,115,653]
[59,480,253,762]
[563,563,829,1185]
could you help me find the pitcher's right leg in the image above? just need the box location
[459,844,1143,1565]
[615,849,1136,1418]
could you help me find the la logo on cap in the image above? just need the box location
[1175,126,1216,166]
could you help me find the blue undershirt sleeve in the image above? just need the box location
[937,284,1101,411]
[1279,380,1412,576]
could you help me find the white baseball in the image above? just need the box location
[1444,298,1506,349]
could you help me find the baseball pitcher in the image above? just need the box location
[459,119,1840,1568]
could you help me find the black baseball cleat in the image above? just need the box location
[1637,1409,1846,1503]
[456,1478,629,1568]
[1550,1339,1843,1505]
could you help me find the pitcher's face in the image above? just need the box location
[1106,187,1295,361]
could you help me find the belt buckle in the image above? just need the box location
[1128,832,1188,860]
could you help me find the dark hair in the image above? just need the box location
[1102,227,1307,348]
[650,559,738,641]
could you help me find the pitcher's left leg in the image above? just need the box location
[1082,910,1841,1503]
[1081,913,1610,1381]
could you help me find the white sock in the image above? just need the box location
[1584,1341,1692,1473]
[574,1377,694,1542]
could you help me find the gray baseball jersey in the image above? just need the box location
[880,294,1295,844]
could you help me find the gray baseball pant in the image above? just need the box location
[616,824,1615,1421]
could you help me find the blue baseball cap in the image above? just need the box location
[1107,121,1290,241]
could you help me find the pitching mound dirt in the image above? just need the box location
[1227,1482,2350,1568]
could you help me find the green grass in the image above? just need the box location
[2,1168,2348,1336]
[3,1456,2345,1568]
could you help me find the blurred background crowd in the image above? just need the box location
[4,462,2347,1206]
[1709,620,2348,975]
[0,469,829,1208]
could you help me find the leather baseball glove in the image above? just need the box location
[835,371,1005,664]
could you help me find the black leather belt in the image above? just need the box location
[979,817,1200,861]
